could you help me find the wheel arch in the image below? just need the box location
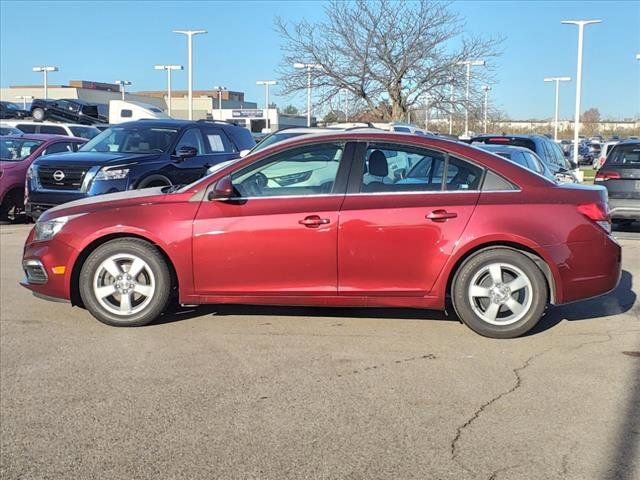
[446,241,557,306]
[136,174,172,189]
[69,233,179,307]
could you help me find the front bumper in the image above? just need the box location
[20,236,78,302]
[609,198,640,221]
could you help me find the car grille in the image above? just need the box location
[38,166,87,190]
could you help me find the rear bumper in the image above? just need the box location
[549,233,622,304]
[609,198,640,221]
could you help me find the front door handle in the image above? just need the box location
[426,210,457,222]
[299,215,330,228]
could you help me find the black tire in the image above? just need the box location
[79,238,172,327]
[31,108,45,122]
[452,248,548,339]
[0,190,24,222]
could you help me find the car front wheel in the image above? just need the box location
[452,248,548,339]
[31,108,45,121]
[79,239,171,326]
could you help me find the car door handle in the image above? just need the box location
[299,215,330,228]
[426,210,457,222]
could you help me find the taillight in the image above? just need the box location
[577,203,611,233]
[594,170,621,181]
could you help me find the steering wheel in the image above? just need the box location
[240,172,268,196]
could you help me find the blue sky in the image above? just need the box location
[1,0,638,120]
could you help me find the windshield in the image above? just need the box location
[79,126,179,154]
[69,126,101,139]
[250,131,308,153]
[0,138,43,161]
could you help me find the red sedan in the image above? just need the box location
[20,132,621,338]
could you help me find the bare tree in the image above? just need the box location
[276,0,502,121]
[580,107,601,136]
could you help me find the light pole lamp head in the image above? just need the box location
[32,66,58,72]
[115,80,132,86]
[256,80,277,86]
[213,86,227,92]
[155,64,184,71]
[544,76,572,83]
[173,29,207,36]
[561,19,602,27]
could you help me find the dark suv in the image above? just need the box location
[470,134,576,180]
[595,139,640,223]
[30,99,107,124]
[0,101,30,119]
[25,119,255,219]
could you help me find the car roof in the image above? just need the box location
[0,133,85,141]
[471,133,546,141]
[617,139,640,145]
[118,119,243,129]
[0,120,99,128]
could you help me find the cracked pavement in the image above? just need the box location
[1,224,639,480]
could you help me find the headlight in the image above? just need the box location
[94,168,129,181]
[34,214,83,241]
[26,164,36,180]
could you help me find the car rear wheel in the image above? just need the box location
[452,248,548,339]
[79,239,171,327]
[32,108,45,122]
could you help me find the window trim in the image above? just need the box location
[347,141,488,195]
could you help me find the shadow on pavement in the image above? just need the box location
[529,270,636,335]
[155,270,635,334]
[606,346,640,480]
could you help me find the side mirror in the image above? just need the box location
[239,149,250,158]
[174,146,198,160]
[208,175,234,200]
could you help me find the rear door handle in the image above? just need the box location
[299,215,330,228]
[426,210,457,222]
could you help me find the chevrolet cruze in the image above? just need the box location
[20,132,621,338]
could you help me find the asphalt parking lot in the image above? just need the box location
[1,223,638,480]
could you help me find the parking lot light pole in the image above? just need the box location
[15,95,33,109]
[449,81,454,135]
[482,85,491,133]
[173,30,207,120]
[115,80,132,100]
[294,63,322,127]
[256,80,276,130]
[543,76,571,141]
[154,65,183,117]
[457,60,485,137]
[32,66,58,100]
[213,86,227,120]
[561,19,601,167]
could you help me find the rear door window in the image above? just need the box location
[39,125,67,135]
[16,124,37,133]
[202,127,235,153]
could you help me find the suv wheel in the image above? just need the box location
[79,239,171,327]
[452,249,547,339]
[32,108,45,122]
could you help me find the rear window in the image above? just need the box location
[39,125,67,135]
[476,137,536,152]
[607,144,640,165]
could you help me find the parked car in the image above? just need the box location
[0,101,30,119]
[1,134,86,221]
[30,98,107,125]
[0,125,23,136]
[25,119,255,219]
[558,139,572,155]
[592,141,619,170]
[20,131,620,339]
[1,120,101,139]
[594,139,640,223]
[475,144,559,182]
[567,141,592,165]
[250,125,378,155]
[470,134,578,180]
